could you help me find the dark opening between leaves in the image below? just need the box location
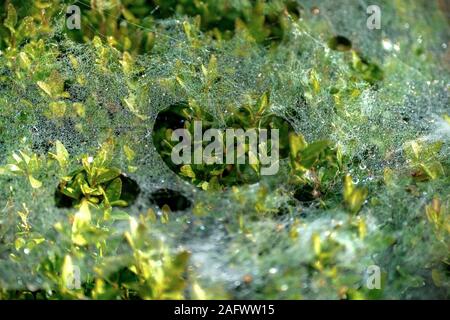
[153,102,188,133]
[152,95,295,190]
[327,36,352,51]
[293,184,317,203]
[149,188,192,212]
[120,175,141,205]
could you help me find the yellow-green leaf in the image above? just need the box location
[4,4,17,34]
[180,165,196,178]
[72,200,91,245]
[105,177,122,202]
[96,167,121,185]
[343,175,368,214]
[28,175,42,189]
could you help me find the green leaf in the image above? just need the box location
[80,180,99,195]
[180,165,196,178]
[289,133,307,164]
[312,233,321,255]
[4,4,17,34]
[257,92,269,115]
[6,163,22,173]
[95,167,121,185]
[192,282,208,300]
[121,8,138,23]
[49,140,69,169]
[343,175,368,214]
[61,255,75,290]
[94,255,133,279]
[420,161,444,180]
[49,101,67,118]
[61,186,80,200]
[37,81,52,97]
[343,174,354,199]
[110,200,128,207]
[123,145,135,161]
[71,201,91,245]
[19,52,31,69]
[431,269,443,287]
[121,51,134,74]
[15,237,26,250]
[443,114,450,125]
[110,210,130,221]
[105,178,122,202]
[310,70,320,94]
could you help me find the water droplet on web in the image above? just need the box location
[382,38,393,51]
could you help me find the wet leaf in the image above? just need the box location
[328,36,352,51]
[49,140,69,169]
[299,140,330,169]
[28,175,42,189]
[343,175,368,214]
[105,178,122,202]
[180,165,196,179]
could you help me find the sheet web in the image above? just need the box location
[0,0,448,298]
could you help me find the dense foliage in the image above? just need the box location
[0,0,448,299]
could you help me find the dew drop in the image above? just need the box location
[269,267,278,274]
[311,6,320,15]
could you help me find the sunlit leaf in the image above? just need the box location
[96,168,121,185]
[4,4,17,34]
[28,175,42,189]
